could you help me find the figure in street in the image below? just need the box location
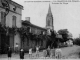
[55,46,62,59]
[36,46,40,57]
[20,48,24,60]
[15,43,19,54]
[43,50,47,58]
[50,47,55,58]
[47,46,51,57]
[7,47,12,60]
[29,48,32,58]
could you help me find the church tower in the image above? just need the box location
[46,4,53,30]
[46,4,54,35]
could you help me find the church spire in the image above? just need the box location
[46,4,54,30]
[48,4,52,14]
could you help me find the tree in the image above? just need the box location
[50,30,57,48]
[73,38,80,45]
[50,30,56,41]
[58,29,69,42]
[67,32,73,39]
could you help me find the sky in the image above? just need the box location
[12,0,80,38]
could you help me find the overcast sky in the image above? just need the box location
[12,0,80,38]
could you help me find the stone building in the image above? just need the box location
[0,0,23,53]
[22,19,47,52]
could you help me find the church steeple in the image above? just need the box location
[46,4,54,35]
[46,4,53,30]
[48,4,52,14]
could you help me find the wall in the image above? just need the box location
[14,33,21,50]
[30,26,46,35]
[0,0,23,51]
[6,11,22,27]
[0,0,22,27]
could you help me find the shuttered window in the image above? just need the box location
[12,16,16,27]
[1,12,6,25]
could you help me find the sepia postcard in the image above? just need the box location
[0,0,80,60]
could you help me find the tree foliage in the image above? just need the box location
[73,38,80,45]
[58,29,69,42]
[50,30,56,40]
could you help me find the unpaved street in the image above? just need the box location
[0,45,80,60]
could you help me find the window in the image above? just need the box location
[48,20,50,26]
[1,12,6,25]
[12,16,16,27]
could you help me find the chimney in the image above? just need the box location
[25,17,30,22]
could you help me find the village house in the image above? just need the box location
[0,0,23,53]
[22,18,47,52]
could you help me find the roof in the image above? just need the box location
[22,20,47,31]
[11,0,23,9]
[30,23,47,31]
[22,20,30,25]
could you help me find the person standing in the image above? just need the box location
[15,43,19,54]
[55,46,62,59]
[36,46,40,57]
[29,48,32,58]
[47,46,51,57]
[50,47,55,58]
[7,47,12,60]
[20,48,24,60]
[43,50,47,58]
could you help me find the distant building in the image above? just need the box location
[0,0,23,53]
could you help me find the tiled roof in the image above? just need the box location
[22,20,47,31]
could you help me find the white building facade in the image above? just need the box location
[0,0,23,53]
